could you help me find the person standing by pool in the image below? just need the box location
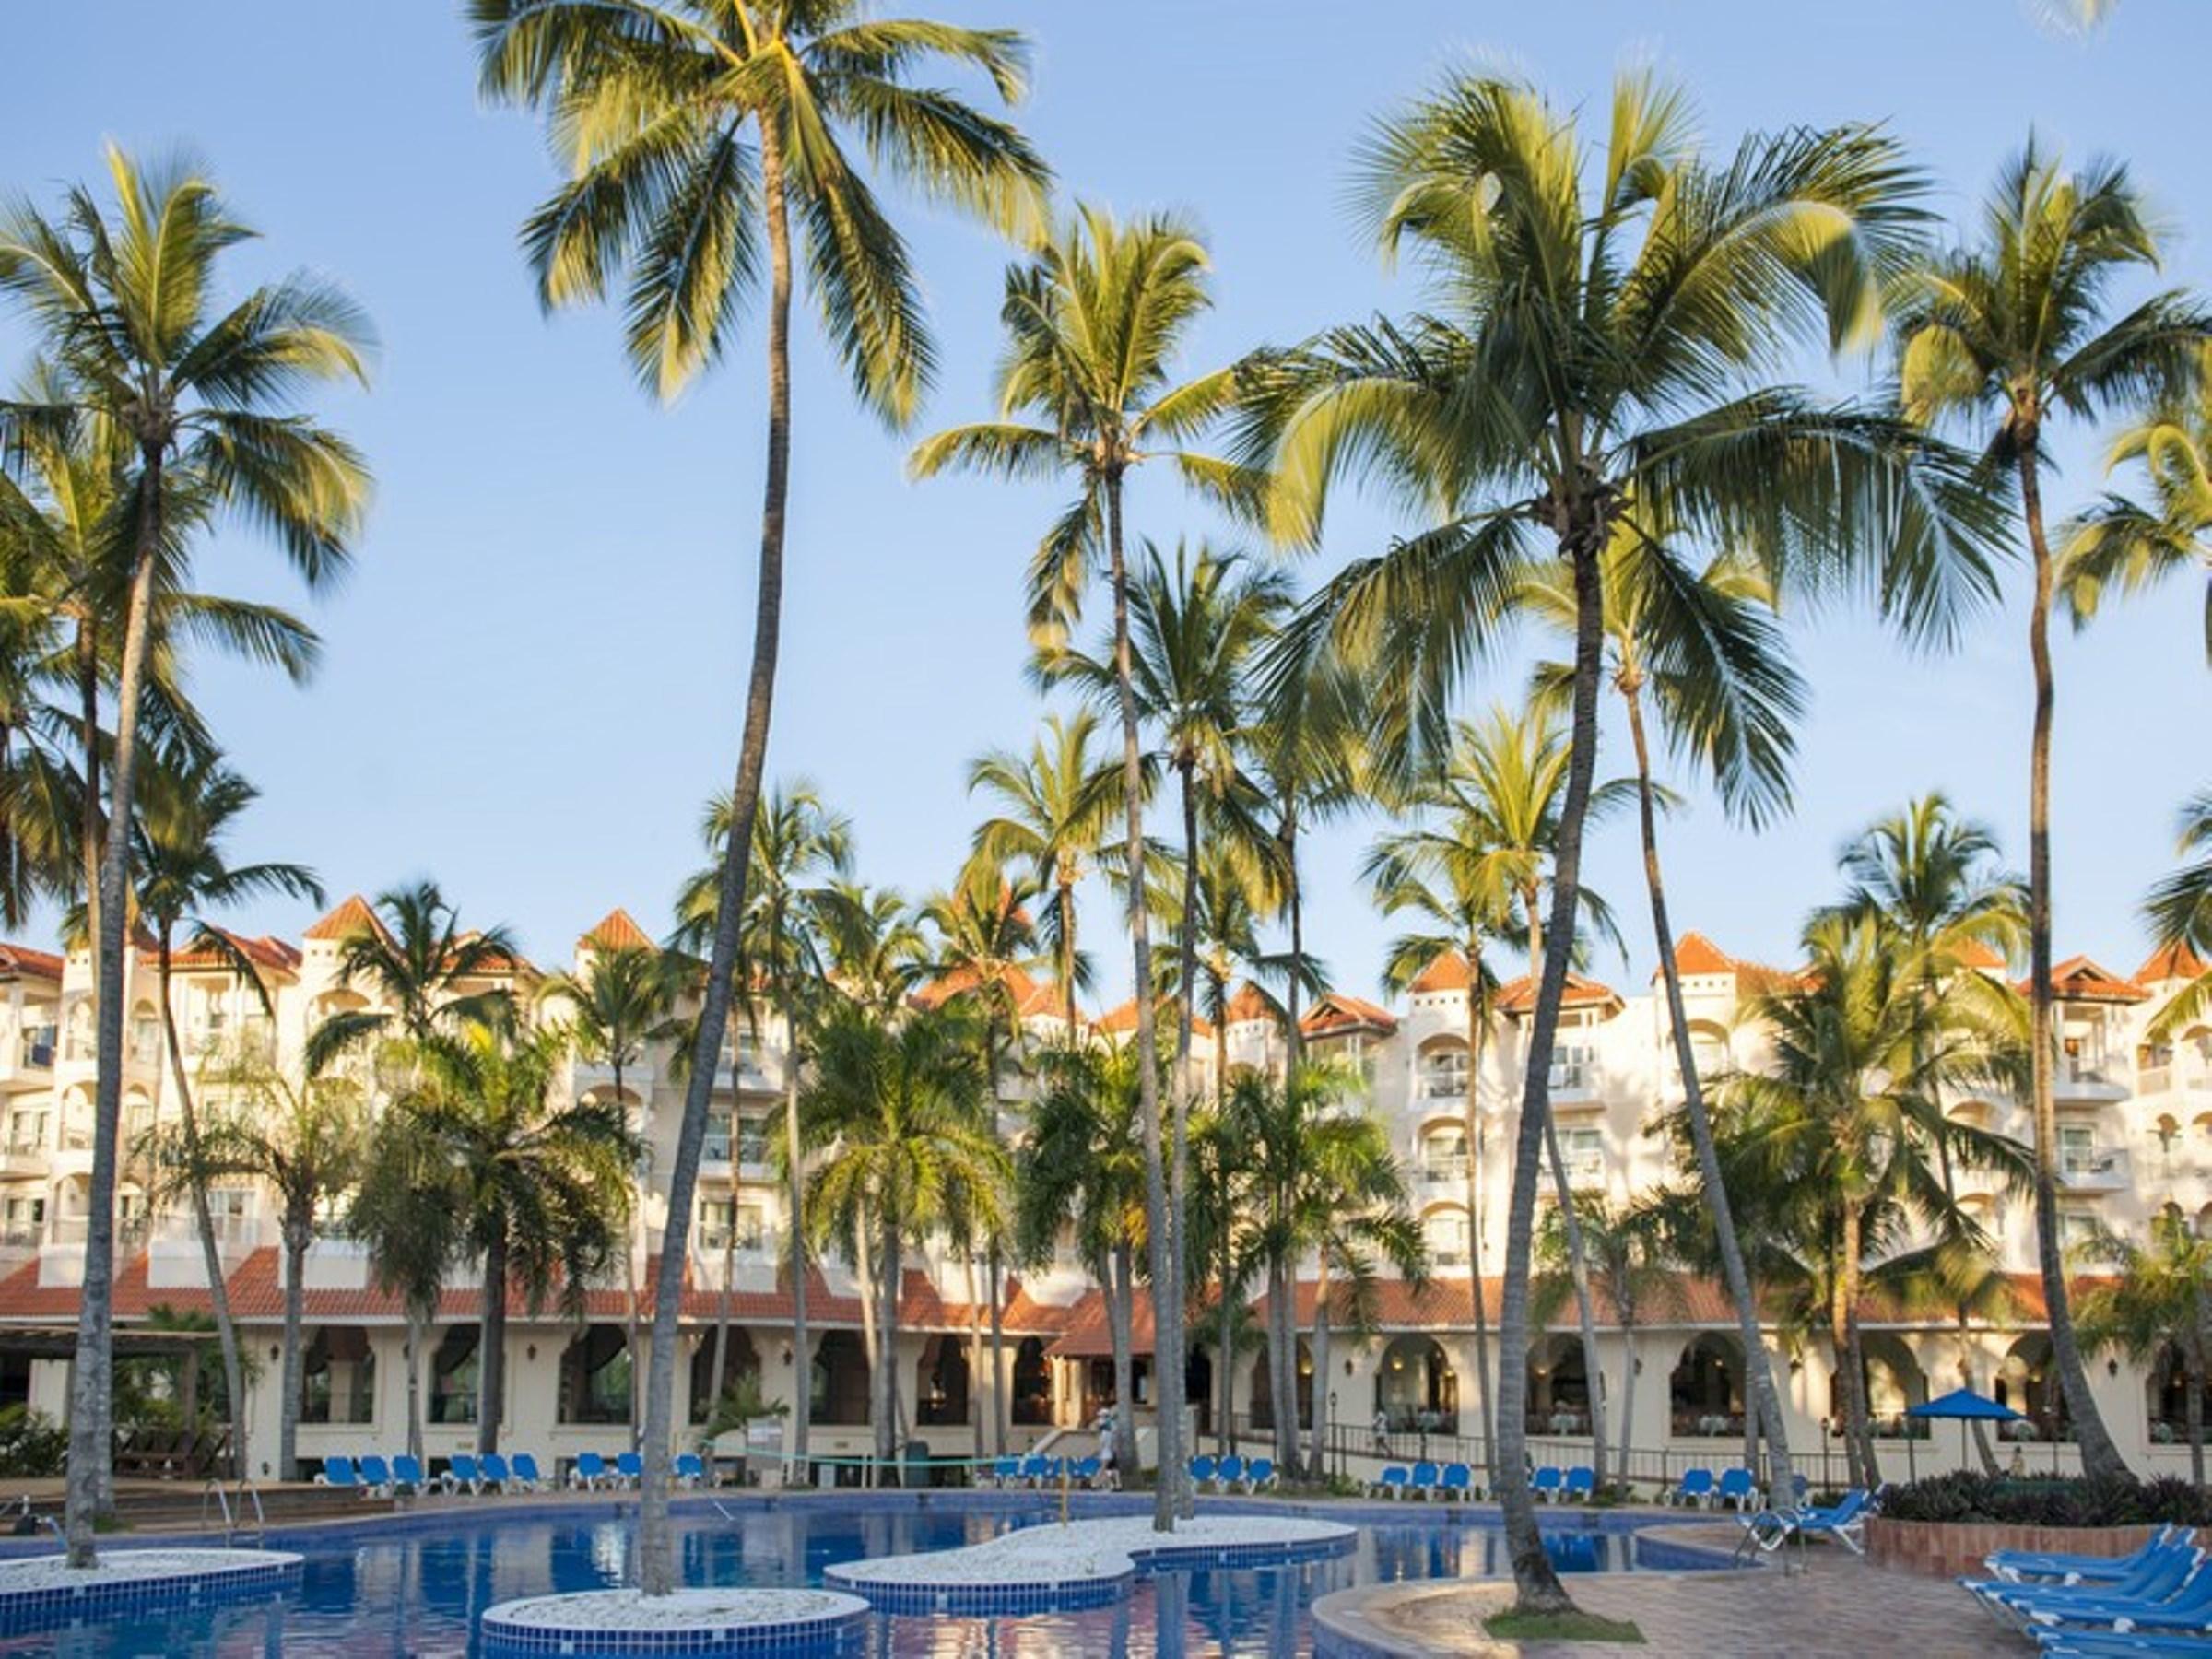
[1096,1407,1119,1489]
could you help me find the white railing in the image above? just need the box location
[1420,1072,1469,1100]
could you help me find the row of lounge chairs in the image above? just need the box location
[1666,1467,1759,1510]
[1372,1461,1477,1500]
[1962,1527,2212,1648]
[314,1450,710,1497]
[980,1454,1111,1488]
[1187,1455,1276,1492]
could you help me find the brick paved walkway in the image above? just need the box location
[1313,1524,2032,1656]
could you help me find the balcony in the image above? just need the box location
[2138,1063,2212,1101]
[0,1137,47,1178]
[1548,1060,1600,1106]
[0,1027,55,1088]
[2058,1145,2131,1193]
[2056,1053,2128,1101]
[1420,1069,1470,1100]
[1418,1154,1469,1186]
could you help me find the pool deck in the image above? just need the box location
[1313,1522,2030,1656]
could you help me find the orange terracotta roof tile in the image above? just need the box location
[302,895,386,944]
[914,963,1041,1014]
[1668,932,1736,976]
[2136,941,2208,986]
[168,928,300,976]
[1410,952,1472,994]
[1953,940,2007,971]
[2016,955,2148,1006]
[1094,997,1213,1039]
[0,943,63,981]
[1300,993,1397,1038]
[580,908,653,952]
[1224,982,1275,1024]
[1495,971,1619,1017]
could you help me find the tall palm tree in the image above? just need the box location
[1017,1041,1148,1476]
[818,880,926,1014]
[1896,139,2209,1478]
[2145,789,2212,1039]
[1521,534,1807,1491]
[181,1063,368,1482]
[129,755,324,1483]
[0,148,371,1561]
[539,943,686,1442]
[1830,794,2026,1470]
[969,713,1119,1037]
[913,206,1265,1527]
[1531,1195,1687,1486]
[798,1000,1005,1475]
[1242,71,1992,1607]
[2065,369,2212,665]
[399,1022,639,1454]
[2076,1213,2212,1488]
[304,881,520,1074]
[347,1113,465,1467]
[474,0,1046,1588]
[677,782,850,1470]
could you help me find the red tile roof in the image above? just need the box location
[2017,955,2148,1006]
[1953,940,2007,971]
[1095,997,1213,1039]
[1300,994,1397,1038]
[1409,952,1472,994]
[302,895,387,944]
[1495,971,1619,1017]
[580,909,654,952]
[0,943,63,982]
[914,963,1041,1015]
[1224,982,1275,1024]
[167,928,301,976]
[1668,932,1736,976]
[2136,941,2208,986]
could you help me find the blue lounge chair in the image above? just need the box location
[1994,1525,2190,1584]
[1564,1465,1596,1501]
[1531,1465,1562,1502]
[1740,1488,1874,1556]
[477,1453,512,1492]
[1375,1465,1409,1499]
[316,1454,362,1493]
[1407,1460,1440,1500]
[443,1453,484,1495]
[1187,1454,1217,1490]
[616,1452,644,1488]
[510,1453,545,1492]
[390,1453,427,1495]
[2008,1560,2212,1638]
[988,1455,1019,1488]
[571,1452,610,1490]
[1017,1453,1046,1487]
[1671,1468,1715,1507]
[2039,1636,2212,1657]
[357,1454,395,1495]
[1070,1455,1100,1487]
[674,1453,706,1488]
[1217,1453,1245,1490]
[1244,1457,1276,1492]
[1717,1467,1757,1511]
[1969,1547,2200,1622]
[1440,1462,1472,1500]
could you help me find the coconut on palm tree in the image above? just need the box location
[474,0,1046,1586]
[1240,69,2001,1608]
[913,206,1266,1527]
[127,755,324,1482]
[1895,140,2210,1478]
[0,148,371,1561]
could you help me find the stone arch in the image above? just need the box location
[811,1331,868,1426]
[1250,1340,1311,1431]
[1415,1036,1470,1102]
[914,1333,970,1426]
[300,1325,375,1425]
[2145,1341,2212,1442]
[1419,1202,1471,1269]
[1375,1335,1458,1433]
[1011,1336,1052,1426]
[688,1326,759,1424]
[1669,1334,1745,1437]
[1994,1334,2068,1441]
[557,1324,630,1424]
[1855,1332,1927,1435]
[1528,1332,1589,1432]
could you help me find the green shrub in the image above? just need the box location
[1880,1472,2212,1527]
[0,1406,66,1478]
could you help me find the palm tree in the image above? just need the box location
[1241,71,1994,1609]
[347,1113,465,1467]
[303,881,520,1075]
[1182,841,1274,1106]
[677,782,851,1469]
[818,881,927,1015]
[798,1000,1006,1476]
[181,1063,368,1482]
[2076,1212,2212,1488]
[969,713,1119,1037]
[2144,790,2212,1039]
[539,943,686,1442]
[474,0,1046,1588]
[129,755,324,1483]
[1017,1041,1148,1477]
[0,147,371,1563]
[913,205,1265,1527]
[1896,139,2210,1479]
[1521,535,1807,1492]
[1531,1195,1686,1488]
[398,1022,639,1454]
[1830,794,2026,1470]
[2064,371,2212,664]
[1187,1099,1258,1457]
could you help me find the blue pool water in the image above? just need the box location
[0,1496,1726,1655]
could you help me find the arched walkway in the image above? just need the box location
[1994,1335,2070,1442]
[812,1331,868,1426]
[1528,1333,1589,1434]
[1374,1335,1458,1433]
[1010,1336,1051,1426]
[429,1326,479,1425]
[2147,1342,2212,1443]
[915,1333,970,1426]
[1858,1333,1927,1438]
[688,1326,760,1424]
[300,1325,375,1425]
[1250,1341,1311,1432]
[557,1324,630,1425]
[1668,1334,1744,1438]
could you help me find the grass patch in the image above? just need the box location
[1484,1610,1645,1644]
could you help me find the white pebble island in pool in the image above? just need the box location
[827,1513,1354,1594]
[0,1547,300,1594]
[482,1586,868,1634]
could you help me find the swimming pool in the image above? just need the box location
[0,1495,1730,1655]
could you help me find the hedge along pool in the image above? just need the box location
[0,1494,1737,1655]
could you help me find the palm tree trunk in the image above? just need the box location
[281,1218,311,1482]
[636,113,795,1595]
[1108,1243,1138,1475]
[66,461,164,1565]
[1101,467,1180,1532]
[1463,981,1497,1482]
[986,1244,1006,1461]
[1494,531,1603,1617]
[478,1226,507,1455]
[1218,1223,1237,1458]
[1060,878,1079,1039]
[1307,1256,1331,1480]
[614,1053,642,1448]
[2018,447,2127,1481]
[853,1210,881,1486]
[404,1310,425,1467]
[1538,1112,1611,1488]
[1270,1257,1298,1468]
[712,1205,735,1405]
[1283,813,1305,1074]
[1846,1302,1879,1488]
[1169,763,1202,1516]
[879,1207,902,1478]
[75,621,100,960]
[1620,679,1794,1496]
[156,947,249,1485]
[1619,1322,1638,1489]
[2187,1340,2206,1491]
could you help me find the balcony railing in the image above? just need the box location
[1420,1072,1469,1100]
[2059,1146,2130,1191]
[1548,1061,1591,1093]
[14,1030,53,1072]
[1561,1151,1606,1186]
[1418,1155,1469,1184]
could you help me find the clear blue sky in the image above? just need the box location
[3,2,2207,999]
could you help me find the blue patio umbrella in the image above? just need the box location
[1903,1386,2026,1476]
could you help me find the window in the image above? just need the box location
[2,1196,43,1243]
[702,1112,732,1164]
[206,1188,253,1245]
[1418,1126,1468,1183]
[1561,1127,1605,1185]
[1423,1208,1470,1268]
[735,1114,768,1168]
[6,1111,46,1153]
[2059,1210,2098,1250]
[698,1199,764,1253]
[129,1015,161,1065]
[1550,1042,1594,1091]
[1420,1049,1469,1100]
[2058,1125,2101,1179]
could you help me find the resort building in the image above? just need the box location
[0,897,2204,1488]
